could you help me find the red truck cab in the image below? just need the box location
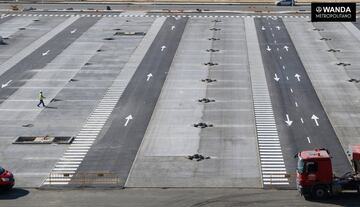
[296,149,333,198]
[297,147,360,199]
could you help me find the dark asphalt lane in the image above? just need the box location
[76,17,188,186]
[255,17,352,186]
[0,17,100,105]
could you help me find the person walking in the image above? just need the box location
[37,91,46,107]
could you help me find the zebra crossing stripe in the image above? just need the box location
[246,17,289,186]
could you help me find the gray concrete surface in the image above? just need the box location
[1,188,360,207]
[127,17,260,188]
[283,19,360,161]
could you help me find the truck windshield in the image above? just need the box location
[297,158,304,173]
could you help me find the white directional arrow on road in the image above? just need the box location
[276,26,281,30]
[171,25,175,31]
[1,80,12,88]
[285,114,293,126]
[294,74,301,82]
[311,114,319,126]
[124,115,133,126]
[161,45,166,51]
[70,29,77,34]
[261,26,265,30]
[266,45,271,52]
[274,73,280,82]
[42,50,50,56]
[146,73,153,81]
[284,45,289,51]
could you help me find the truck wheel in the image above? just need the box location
[312,185,329,199]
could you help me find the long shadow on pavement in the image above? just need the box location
[0,188,29,200]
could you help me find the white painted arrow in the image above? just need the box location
[266,45,271,52]
[311,114,319,126]
[285,114,293,126]
[124,115,133,126]
[274,73,280,82]
[1,80,12,88]
[261,26,265,30]
[70,29,77,34]
[42,50,50,56]
[161,45,166,51]
[146,73,153,81]
[276,26,281,30]
[171,25,175,31]
[284,45,289,51]
[294,74,301,82]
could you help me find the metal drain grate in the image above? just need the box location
[13,136,74,144]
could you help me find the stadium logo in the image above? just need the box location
[311,3,356,22]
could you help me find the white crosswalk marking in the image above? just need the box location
[43,84,128,185]
[246,18,289,186]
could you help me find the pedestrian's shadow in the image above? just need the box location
[45,106,58,109]
[0,188,29,200]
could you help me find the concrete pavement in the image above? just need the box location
[0,13,358,192]
[1,188,360,207]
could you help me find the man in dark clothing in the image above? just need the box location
[37,91,46,107]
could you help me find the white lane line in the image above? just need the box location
[307,137,311,143]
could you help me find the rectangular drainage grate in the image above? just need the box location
[13,136,74,144]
